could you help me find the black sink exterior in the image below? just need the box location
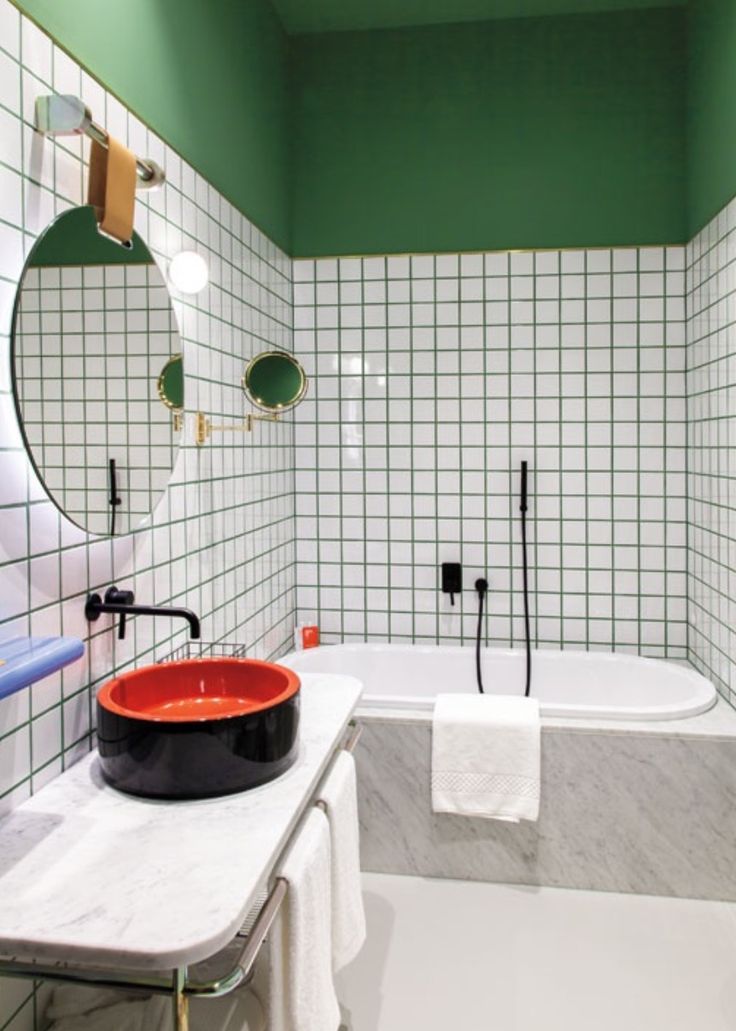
[96,692,300,799]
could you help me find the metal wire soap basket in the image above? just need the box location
[158,640,253,664]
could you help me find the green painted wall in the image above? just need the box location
[687,0,736,238]
[274,0,684,36]
[15,0,293,251]
[291,9,687,256]
[17,1,693,258]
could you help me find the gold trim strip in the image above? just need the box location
[293,240,688,262]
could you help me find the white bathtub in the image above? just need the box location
[283,644,717,721]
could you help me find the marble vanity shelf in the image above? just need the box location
[0,673,362,972]
[0,637,84,700]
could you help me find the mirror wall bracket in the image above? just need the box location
[194,411,279,446]
[35,95,165,189]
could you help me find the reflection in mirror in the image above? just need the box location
[157,354,184,414]
[242,351,308,413]
[12,206,184,537]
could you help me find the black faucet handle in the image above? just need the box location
[105,586,135,606]
[85,593,103,622]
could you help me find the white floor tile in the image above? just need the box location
[337,873,736,1031]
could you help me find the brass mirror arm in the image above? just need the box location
[194,412,280,446]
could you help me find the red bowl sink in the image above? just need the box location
[96,658,300,799]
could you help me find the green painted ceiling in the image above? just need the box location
[272,0,684,35]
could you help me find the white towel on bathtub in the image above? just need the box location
[431,693,541,822]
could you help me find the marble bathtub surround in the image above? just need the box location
[0,674,361,970]
[354,713,736,901]
[356,692,736,738]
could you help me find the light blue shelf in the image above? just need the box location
[0,637,85,700]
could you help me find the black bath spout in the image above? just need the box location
[85,586,201,641]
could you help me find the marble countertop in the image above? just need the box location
[0,673,362,972]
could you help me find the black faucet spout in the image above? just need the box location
[85,587,201,640]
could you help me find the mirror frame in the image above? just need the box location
[241,350,308,413]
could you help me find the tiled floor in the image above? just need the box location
[336,873,736,1030]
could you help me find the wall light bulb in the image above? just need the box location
[168,251,209,294]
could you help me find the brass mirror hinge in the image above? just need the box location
[194,411,279,446]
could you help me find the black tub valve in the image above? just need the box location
[441,563,462,606]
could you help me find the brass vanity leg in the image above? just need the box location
[172,967,189,1031]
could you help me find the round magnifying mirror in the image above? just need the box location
[242,351,308,412]
[158,354,184,413]
[11,205,184,537]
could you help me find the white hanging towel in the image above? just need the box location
[268,808,341,1031]
[431,693,541,822]
[315,750,367,970]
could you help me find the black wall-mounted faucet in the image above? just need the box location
[85,586,201,641]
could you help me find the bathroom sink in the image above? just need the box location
[96,658,300,799]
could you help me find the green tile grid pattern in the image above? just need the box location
[686,198,736,708]
[293,248,689,657]
[0,5,295,1027]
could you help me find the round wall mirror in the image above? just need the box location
[242,351,307,412]
[11,206,184,537]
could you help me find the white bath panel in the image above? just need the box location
[336,873,736,1031]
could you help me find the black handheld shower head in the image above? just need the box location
[519,460,531,698]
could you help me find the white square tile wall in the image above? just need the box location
[0,5,295,1025]
[293,248,689,658]
[687,200,736,708]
